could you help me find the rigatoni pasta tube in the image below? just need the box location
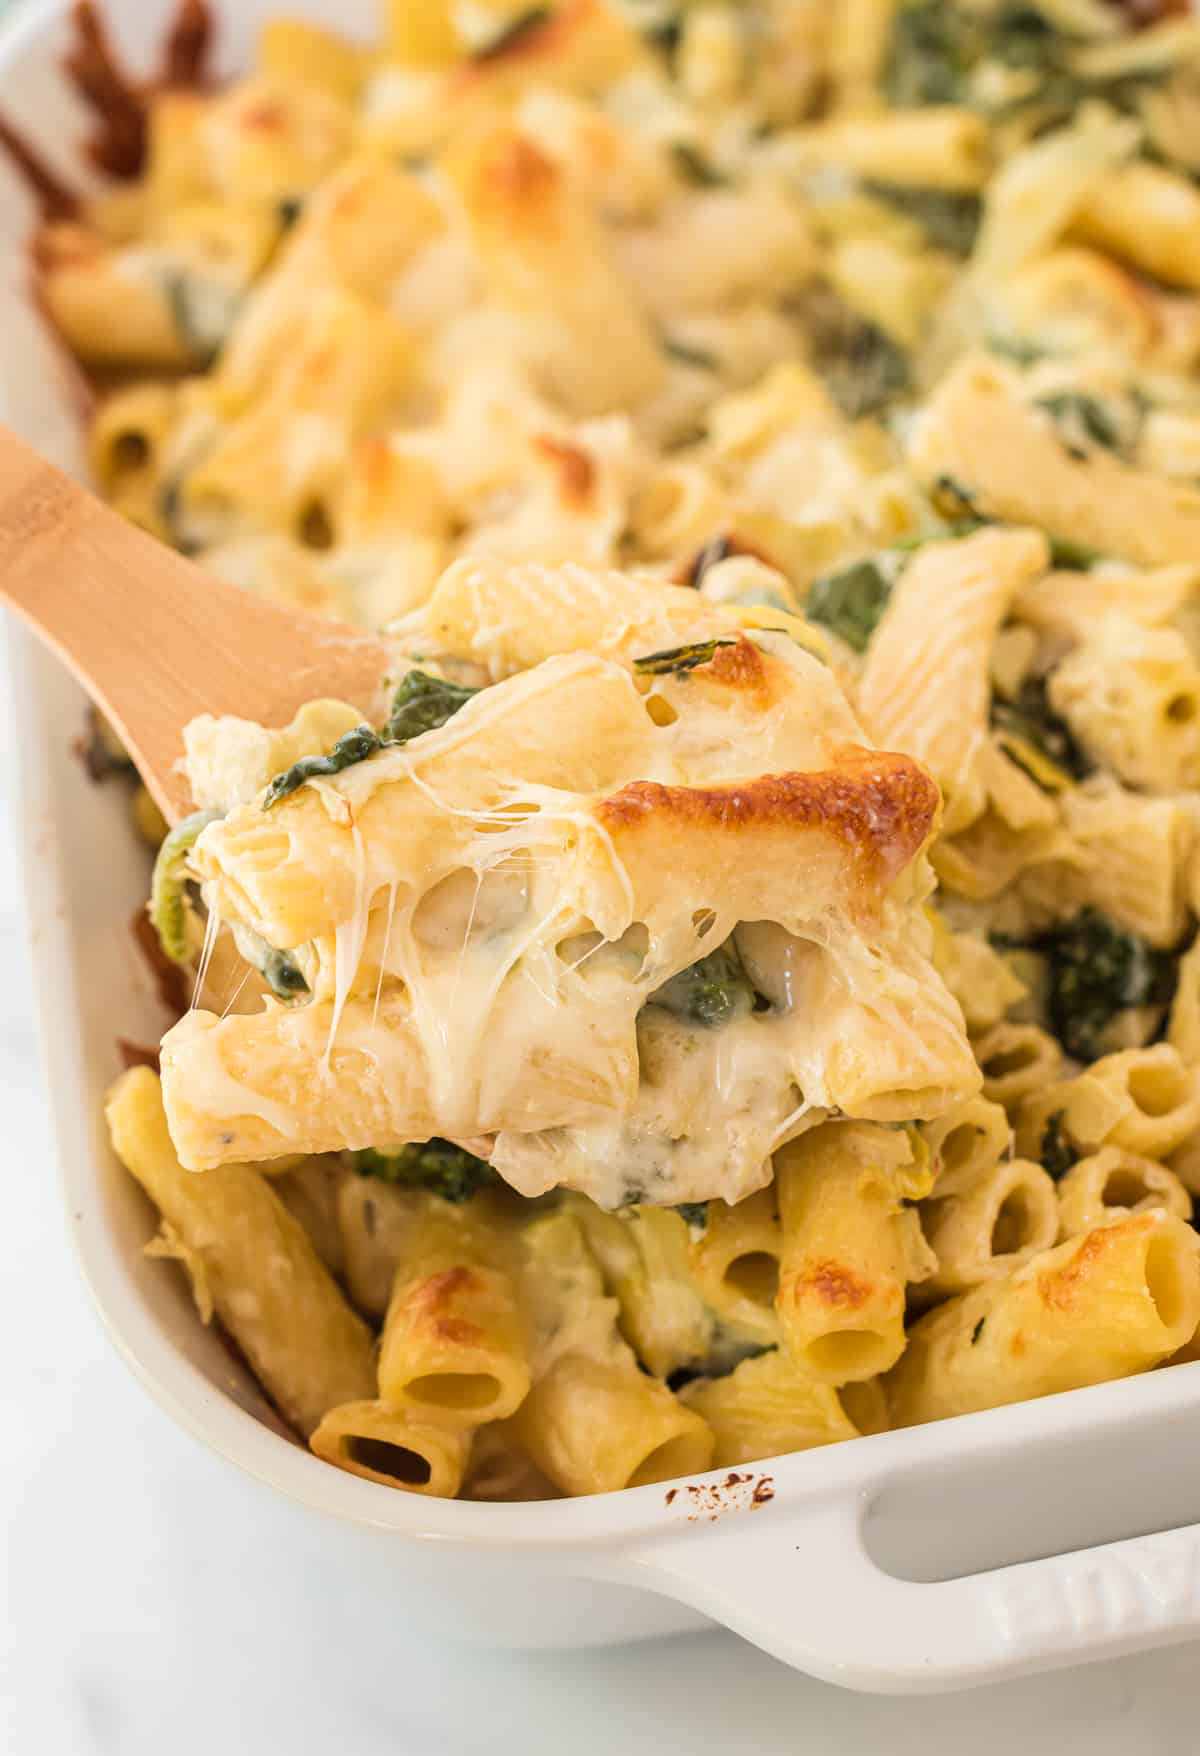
[919,1157,1059,1299]
[513,1210,712,1494]
[974,1024,1066,1113]
[571,1202,713,1378]
[1060,1046,1200,1161]
[445,122,665,416]
[218,157,442,402]
[310,1400,469,1497]
[775,1121,935,1385]
[922,1095,1012,1197]
[272,1155,346,1277]
[106,1067,375,1436]
[258,18,362,98]
[688,1187,782,1348]
[886,1214,1200,1428]
[1048,616,1200,794]
[1074,162,1200,292]
[1055,1148,1192,1241]
[681,1350,858,1469]
[908,355,1200,570]
[89,383,179,496]
[781,109,990,191]
[39,230,194,369]
[336,1174,424,1320]
[857,526,1049,834]
[383,0,457,64]
[378,1202,530,1425]
[838,1375,889,1438]
[380,1262,529,1423]
[462,1422,558,1503]
[512,1353,713,1496]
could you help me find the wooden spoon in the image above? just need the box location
[0,425,394,822]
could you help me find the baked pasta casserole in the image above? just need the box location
[14,0,1200,1497]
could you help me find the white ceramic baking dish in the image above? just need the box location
[9,0,1200,1695]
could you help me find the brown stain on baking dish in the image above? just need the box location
[665,1472,775,1521]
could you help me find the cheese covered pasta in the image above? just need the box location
[22,0,1200,1497]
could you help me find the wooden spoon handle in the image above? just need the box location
[0,425,392,821]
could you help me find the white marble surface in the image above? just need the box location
[5,751,1200,1752]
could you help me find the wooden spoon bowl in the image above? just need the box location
[0,424,394,821]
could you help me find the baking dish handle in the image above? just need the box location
[624,1493,1200,1692]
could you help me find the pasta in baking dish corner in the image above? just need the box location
[16,0,1200,1497]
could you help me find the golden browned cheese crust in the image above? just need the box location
[467,131,561,227]
[534,435,597,510]
[784,1259,876,1313]
[595,747,940,902]
[399,1266,487,1348]
[1035,1224,1117,1315]
[701,633,774,704]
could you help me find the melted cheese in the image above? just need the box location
[161,563,979,1195]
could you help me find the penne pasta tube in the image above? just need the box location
[511,1209,712,1492]
[858,527,1049,834]
[218,157,442,403]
